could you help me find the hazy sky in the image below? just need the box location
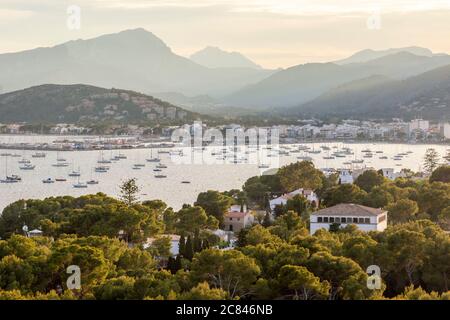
[1,0,450,68]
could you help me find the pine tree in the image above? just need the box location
[185,235,194,260]
[423,148,440,174]
[202,239,210,250]
[179,234,185,257]
[119,178,140,206]
[193,229,202,253]
[174,254,183,272]
[262,212,272,227]
[167,256,175,274]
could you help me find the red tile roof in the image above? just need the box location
[226,211,247,218]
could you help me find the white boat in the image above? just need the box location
[42,178,55,184]
[73,183,88,188]
[32,152,46,158]
[154,174,167,178]
[55,178,67,182]
[19,164,35,170]
[87,180,99,185]
[52,162,69,167]
[7,174,21,181]
[18,158,31,164]
[68,171,81,177]
[134,163,146,167]
[156,164,168,169]
[1,156,20,183]
[258,164,270,169]
[95,166,109,173]
[73,174,87,188]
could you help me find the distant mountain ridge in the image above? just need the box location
[190,46,262,69]
[334,46,438,65]
[1,31,449,120]
[224,49,450,109]
[290,65,450,120]
[0,29,274,98]
[0,84,201,123]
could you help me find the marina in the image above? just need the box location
[0,135,449,212]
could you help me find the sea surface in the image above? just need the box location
[0,135,448,212]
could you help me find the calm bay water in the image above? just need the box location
[0,135,448,212]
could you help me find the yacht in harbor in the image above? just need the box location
[19,163,36,170]
[146,149,160,163]
[31,152,46,158]
[1,156,21,183]
[95,166,109,173]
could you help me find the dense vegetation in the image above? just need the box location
[0,84,201,124]
[0,163,449,300]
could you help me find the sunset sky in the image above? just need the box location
[1,0,450,68]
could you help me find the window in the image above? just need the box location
[329,217,335,223]
[318,217,323,223]
[324,217,329,223]
[358,218,364,223]
[341,217,346,223]
[353,217,358,223]
[237,218,240,222]
[335,217,341,223]
[378,215,386,223]
[229,218,233,221]
[364,218,370,224]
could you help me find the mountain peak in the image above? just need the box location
[190,46,262,69]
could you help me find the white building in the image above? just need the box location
[269,188,319,212]
[338,169,354,184]
[310,203,388,235]
[408,119,429,135]
[28,229,43,238]
[145,234,181,256]
[379,168,404,180]
[440,122,450,139]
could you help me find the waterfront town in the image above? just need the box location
[0,118,449,151]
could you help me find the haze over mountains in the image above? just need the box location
[1,28,450,121]
[0,29,273,98]
[292,65,450,120]
[190,47,262,69]
[225,50,450,109]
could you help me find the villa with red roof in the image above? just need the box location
[224,204,254,233]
